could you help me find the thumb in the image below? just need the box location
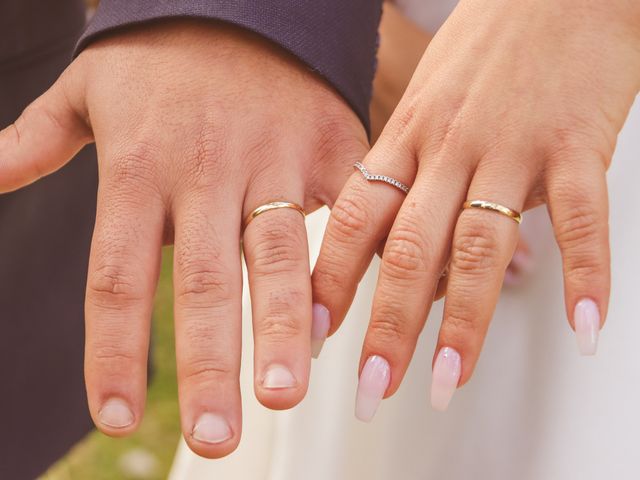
[0,65,91,193]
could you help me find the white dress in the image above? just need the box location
[170,2,640,478]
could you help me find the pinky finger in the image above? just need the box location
[547,154,610,356]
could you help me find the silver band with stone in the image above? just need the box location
[353,162,410,194]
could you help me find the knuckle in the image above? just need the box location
[329,188,371,239]
[444,311,478,335]
[23,100,65,133]
[87,263,144,308]
[553,204,603,250]
[413,91,467,156]
[451,222,501,274]
[555,206,609,284]
[174,224,236,307]
[312,258,351,295]
[256,315,301,343]
[255,289,305,343]
[368,310,411,344]
[185,123,229,187]
[391,99,420,134]
[311,110,369,164]
[182,357,235,386]
[250,221,305,276]
[109,140,160,190]
[440,310,479,347]
[176,262,234,308]
[92,343,138,364]
[545,124,612,170]
[563,259,605,285]
[179,318,237,368]
[382,225,429,279]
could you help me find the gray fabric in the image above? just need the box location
[76,0,383,134]
[1,2,97,479]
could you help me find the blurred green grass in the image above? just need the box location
[41,248,180,480]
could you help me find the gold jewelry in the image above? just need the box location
[244,201,306,229]
[462,200,522,224]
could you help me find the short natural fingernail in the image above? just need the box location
[98,398,134,429]
[355,355,390,422]
[192,413,232,444]
[574,298,600,356]
[431,347,461,412]
[311,304,331,359]
[262,364,297,389]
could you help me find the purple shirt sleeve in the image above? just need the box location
[75,0,383,134]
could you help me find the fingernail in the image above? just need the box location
[574,298,600,356]
[192,413,232,444]
[98,398,134,429]
[311,304,331,359]
[262,364,297,389]
[355,355,390,422]
[431,347,461,412]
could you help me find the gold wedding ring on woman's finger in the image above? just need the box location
[243,201,306,230]
[462,200,523,224]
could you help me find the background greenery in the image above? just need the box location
[41,249,180,480]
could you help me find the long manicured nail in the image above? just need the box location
[574,298,600,356]
[431,347,461,412]
[192,413,232,444]
[262,364,297,389]
[98,398,134,429]
[311,304,331,358]
[355,355,390,422]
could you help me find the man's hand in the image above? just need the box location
[0,20,368,457]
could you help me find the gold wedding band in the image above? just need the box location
[243,201,306,229]
[462,200,522,224]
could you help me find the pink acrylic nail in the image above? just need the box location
[311,304,331,359]
[431,347,461,412]
[355,355,390,422]
[574,298,600,356]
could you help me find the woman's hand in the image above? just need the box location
[0,20,367,455]
[312,0,640,419]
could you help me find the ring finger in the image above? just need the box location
[243,170,312,410]
[432,158,531,411]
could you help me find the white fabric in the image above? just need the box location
[170,1,640,477]
[395,0,458,33]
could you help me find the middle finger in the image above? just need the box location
[355,151,472,421]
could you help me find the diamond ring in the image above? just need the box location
[353,162,410,194]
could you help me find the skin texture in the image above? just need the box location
[0,20,368,458]
[313,0,640,400]
[372,2,532,294]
